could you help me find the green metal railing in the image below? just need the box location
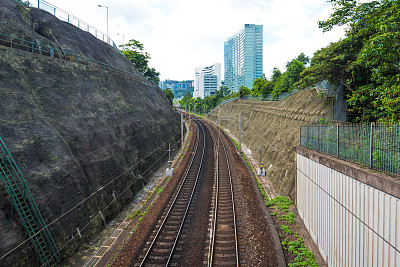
[300,124,400,176]
[0,32,151,83]
[0,137,60,266]
[22,0,119,51]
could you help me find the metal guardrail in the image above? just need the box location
[25,0,121,53]
[300,124,400,176]
[0,32,149,82]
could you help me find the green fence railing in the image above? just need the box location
[0,137,61,266]
[300,124,400,176]
[0,32,153,84]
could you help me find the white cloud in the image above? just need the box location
[30,0,345,81]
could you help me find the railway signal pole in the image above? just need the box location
[166,142,174,176]
[256,144,265,176]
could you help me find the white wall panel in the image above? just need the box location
[296,153,400,267]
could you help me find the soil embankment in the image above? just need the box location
[208,89,332,198]
[0,0,180,265]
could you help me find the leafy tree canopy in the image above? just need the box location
[163,89,174,104]
[298,0,400,123]
[121,39,160,84]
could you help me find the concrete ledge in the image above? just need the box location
[296,146,400,199]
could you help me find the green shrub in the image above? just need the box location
[280,225,292,235]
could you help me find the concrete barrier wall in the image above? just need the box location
[296,147,400,266]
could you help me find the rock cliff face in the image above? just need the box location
[0,0,180,265]
[208,89,332,198]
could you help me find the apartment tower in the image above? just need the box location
[224,24,263,92]
[193,63,222,99]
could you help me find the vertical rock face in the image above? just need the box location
[0,0,180,265]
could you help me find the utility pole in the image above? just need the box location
[218,106,221,127]
[189,107,191,125]
[239,113,242,155]
[181,113,184,153]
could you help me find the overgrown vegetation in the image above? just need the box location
[163,89,174,104]
[268,196,318,266]
[297,0,400,123]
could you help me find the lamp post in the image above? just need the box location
[117,33,125,51]
[98,5,109,41]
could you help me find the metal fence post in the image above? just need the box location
[370,122,374,168]
[239,113,242,155]
[317,124,320,152]
[337,123,340,158]
[10,37,12,48]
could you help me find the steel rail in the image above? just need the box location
[139,118,206,266]
[207,121,239,267]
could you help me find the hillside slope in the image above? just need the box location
[0,1,180,266]
[208,89,332,198]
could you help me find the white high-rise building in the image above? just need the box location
[193,63,221,99]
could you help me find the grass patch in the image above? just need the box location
[129,209,141,220]
[266,196,293,212]
[284,212,296,224]
[280,225,292,235]
[155,186,163,195]
[268,196,318,266]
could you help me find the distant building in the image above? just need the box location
[224,24,263,92]
[159,80,194,92]
[193,63,221,99]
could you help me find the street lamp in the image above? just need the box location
[117,33,125,51]
[98,4,109,41]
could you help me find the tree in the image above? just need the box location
[179,92,193,109]
[286,59,306,90]
[251,76,274,97]
[121,39,160,84]
[295,52,310,66]
[271,67,282,82]
[252,77,266,96]
[239,86,251,98]
[301,0,400,122]
[163,89,174,104]
[271,54,306,97]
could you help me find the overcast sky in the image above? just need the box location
[32,0,344,81]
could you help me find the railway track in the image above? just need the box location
[135,119,206,266]
[113,114,281,266]
[207,122,239,267]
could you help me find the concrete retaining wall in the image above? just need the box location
[296,147,400,266]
